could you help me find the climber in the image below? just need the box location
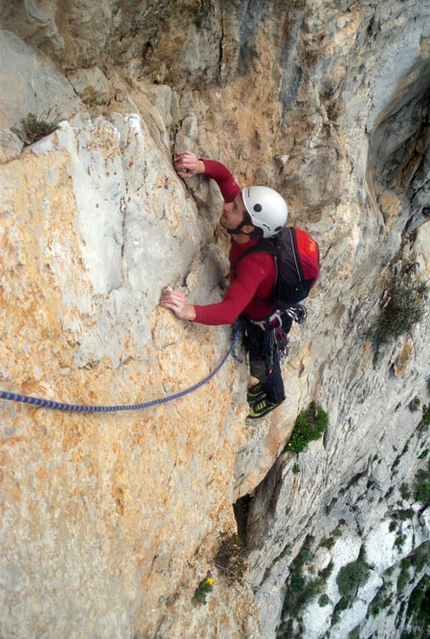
[159,150,291,419]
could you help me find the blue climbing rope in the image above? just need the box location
[0,322,242,413]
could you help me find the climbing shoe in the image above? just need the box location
[247,382,266,404]
[248,397,283,419]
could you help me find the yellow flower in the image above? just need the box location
[205,577,214,586]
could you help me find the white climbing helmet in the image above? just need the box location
[242,186,288,238]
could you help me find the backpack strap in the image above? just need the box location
[287,227,304,282]
[232,239,278,310]
[232,238,277,280]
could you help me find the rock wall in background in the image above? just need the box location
[0,1,430,637]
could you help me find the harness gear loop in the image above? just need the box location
[245,305,306,376]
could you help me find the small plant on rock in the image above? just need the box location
[284,402,328,454]
[368,271,428,349]
[192,573,214,605]
[395,535,406,548]
[12,112,59,146]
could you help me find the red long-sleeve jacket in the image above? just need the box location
[193,160,276,326]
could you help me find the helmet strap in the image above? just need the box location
[226,215,256,236]
[227,226,254,237]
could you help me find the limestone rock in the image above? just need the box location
[1,1,430,638]
[0,128,23,163]
[0,29,82,129]
[67,67,113,105]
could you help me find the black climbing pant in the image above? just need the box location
[243,312,293,404]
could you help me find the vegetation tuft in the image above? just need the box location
[12,112,59,147]
[418,405,430,434]
[397,557,414,595]
[369,579,392,617]
[283,402,328,454]
[336,553,370,598]
[281,537,333,622]
[400,483,411,500]
[414,468,430,506]
[214,534,247,584]
[405,575,430,635]
[368,271,428,349]
[398,545,430,636]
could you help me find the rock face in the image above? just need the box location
[0,1,429,638]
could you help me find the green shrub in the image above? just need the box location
[400,483,411,500]
[281,542,332,621]
[283,572,326,618]
[397,508,414,521]
[336,556,370,598]
[404,575,430,635]
[321,536,335,550]
[272,545,291,565]
[409,396,421,412]
[320,561,334,581]
[369,272,428,349]
[300,548,312,562]
[419,405,430,433]
[397,557,413,594]
[369,582,392,617]
[413,541,430,570]
[335,596,351,612]
[395,536,405,548]
[415,481,430,503]
[319,593,330,607]
[414,468,430,506]
[290,573,306,592]
[396,543,430,603]
[284,402,329,454]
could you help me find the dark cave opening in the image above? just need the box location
[233,493,253,546]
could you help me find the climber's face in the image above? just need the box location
[220,194,249,233]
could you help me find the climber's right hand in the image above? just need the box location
[159,287,196,321]
[174,151,205,178]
